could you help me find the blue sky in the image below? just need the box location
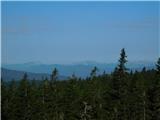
[2,1,159,64]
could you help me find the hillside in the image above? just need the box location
[1,68,67,81]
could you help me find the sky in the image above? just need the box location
[2,1,159,64]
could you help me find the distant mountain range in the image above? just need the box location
[1,68,68,81]
[2,61,156,81]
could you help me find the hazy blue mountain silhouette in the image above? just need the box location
[1,68,68,81]
[2,61,155,78]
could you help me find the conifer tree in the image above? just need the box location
[40,78,52,120]
[129,72,147,120]
[90,66,98,78]
[146,58,160,120]
[110,48,128,119]
[156,58,160,74]
[117,48,128,74]
[50,68,60,119]
[17,73,31,120]
[1,80,9,120]
[70,72,77,80]
[51,68,58,81]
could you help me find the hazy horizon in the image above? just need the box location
[2,59,157,66]
[2,1,159,64]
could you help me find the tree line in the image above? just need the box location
[1,48,160,120]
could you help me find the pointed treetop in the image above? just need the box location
[117,48,128,73]
[52,68,58,76]
[142,67,146,73]
[156,58,160,73]
[90,66,98,78]
[22,72,28,80]
[51,68,58,81]
[71,72,77,79]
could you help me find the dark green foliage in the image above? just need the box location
[108,48,129,120]
[156,58,160,74]
[118,48,128,74]
[90,66,98,78]
[146,58,160,120]
[1,50,160,120]
[51,68,58,82]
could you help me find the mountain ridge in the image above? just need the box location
[2,61,155,78]
[1,68,68,81]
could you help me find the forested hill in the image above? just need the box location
[2,49,160,120]
[1,68,68,81]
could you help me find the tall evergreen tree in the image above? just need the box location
[110,48,129,119]
[51,68,58,81]
[50,69,61,119]
[146,58,160,120]
[17,73,32,120]
[1,80,9,120]
[156,58,160,74]
[90,66,98,78]
[117,48,128,74]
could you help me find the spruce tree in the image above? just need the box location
[156,58,160,74]
[110,48,128,119]
[50,68,60,119]
[51,68,58,81]
[117,48,128,74]
[90,66,98,78]
[147,58,160,119]
[1,80,9,120]
[17,73,31,120]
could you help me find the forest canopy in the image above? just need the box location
[1,48,160,120]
